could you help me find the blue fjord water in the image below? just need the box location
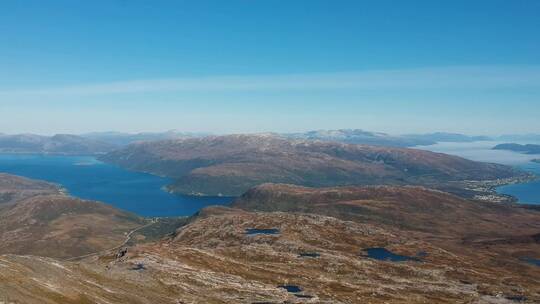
[2,141,539,218]
[418,141,540,206]
[496,161,540,205]
[0,154,232,217]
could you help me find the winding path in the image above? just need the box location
[64,219,156,262]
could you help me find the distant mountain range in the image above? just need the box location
[1,129,538,155]
[0,134,116,155]
[284,130,493,147]
[85,129,471,148]
[493,143,540,154]
[101,134,520,196]
[80,130,208,146]
[0,131,207,155]
[286,130,540,146]
[284,129,435,147]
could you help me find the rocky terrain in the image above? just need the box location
[1,174,539,303]
[493,143,540,155]
[232,184,540,238]
[1,202,539,303]
[0,174,145,258]
[0,134,116,155]
[100,134,521,196]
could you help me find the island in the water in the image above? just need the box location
[493,143,540,154]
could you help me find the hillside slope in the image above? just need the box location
[232,184,540,238]
[0,173,59,206]
[1,204,539,303]
[0,174,145,258]
[101,134,521,196]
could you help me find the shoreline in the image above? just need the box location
[463,173,538,204]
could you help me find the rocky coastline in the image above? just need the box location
[463,173,538,204]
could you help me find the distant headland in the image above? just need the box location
[493,143,540,154]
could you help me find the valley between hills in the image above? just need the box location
[0,134,539,303]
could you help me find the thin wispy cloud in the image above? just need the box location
[1,65,539,98]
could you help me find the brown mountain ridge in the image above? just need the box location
[101,134,521,196]
[232,183,540,239]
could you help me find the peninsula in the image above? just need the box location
[493,143,540,154]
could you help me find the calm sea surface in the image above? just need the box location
[0,154,232,217]
[417,141,540,205]
[496,162,540,205]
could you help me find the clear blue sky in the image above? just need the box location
[0,0,539,135]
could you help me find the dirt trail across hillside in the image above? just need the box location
[64,219,156,262]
